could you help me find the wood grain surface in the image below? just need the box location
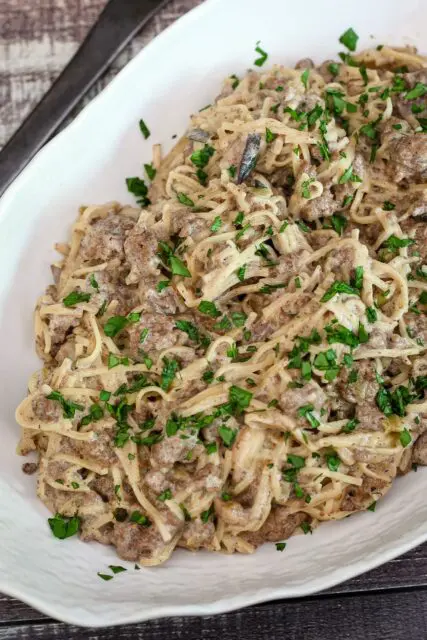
[1,1,427,637]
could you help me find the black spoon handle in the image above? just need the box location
[0,0,170,197]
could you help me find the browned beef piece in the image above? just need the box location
[179,519,215,549]
[336,360,385,431]
[300,185,336,221]
[91,270,139,315]
[379,117,410,148]
[249,320,277,342]
[340,474,389,512]
[295,58,314,69]
[22,462,38,475]
[412,432,427,466]
[59,430,116,466]
[317,59,339,83]
[151,435,203,468]
[170,212,209,240]
[32,395,62,422]
[124,225,160,284]
[334,153,366,205]
[279,380,326,420]
[387,134,427,183]
[401,218,427,262]
[337,360,379,405]
[89,476,116,502]
[243,509,306,546]
[394,71,427,120]
[79,213,135,262]
[125,312,184,358]
[47,315,79,351]
[111,521,166,562]
[403,311,427,344]
[323,246,355,283]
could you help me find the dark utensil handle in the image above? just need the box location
[0,0,170,197]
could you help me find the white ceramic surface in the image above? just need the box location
[1,0,426,627]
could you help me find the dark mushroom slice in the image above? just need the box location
[237,133,261,184]
[187,128,211,143]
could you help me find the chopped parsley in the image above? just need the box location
[307,104,323,127]
[321,280,359,302]
[89,274,99,291]
[196,168,208,186]
[218,424,237,447]
[275,542,287,551]
[139,118,150,139]
[328,62,340,76]
[144,163,156,180]
[175,319,210,348]
[198,300,221,318]
[46,391,84,419]
[103,312,140,338]
[266,127,277,143]
[400,428,412,448]
[130,511,151,526]
[109,565,127,574]
[126,176,150,207]
[383,201,396,211]
[48,513,80,539]
[342,418,359,433]
[98,573,114,581]
[201,506,214,523]
[190,144,215,169]
[177,192,195,207]
[157,489,172,502]
[160,358,179,391]
[366,306,378,323]
[376,385,414,418]
[313,349,340,382]
[359,64,368,85]
[107,353,129,369]
[330,213,347,236]
[339,27,359,52]
[405,82,427,101]
[254,43,268,67]
[210,216,222,232]
[325,452,340,472]
[205,442,217,454]
[80,403,104,427]
[382,235,415,250]
[237,264,247,282]
[62,291,91,307]
[325,323,361,348]
[302,178,315,199]
[297,404,320,429]
[338,164,361,184]
[300,68,310,90]
[157,241,191,278]
[156,280,170,292]
[300,521,312,535]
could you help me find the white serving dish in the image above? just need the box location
[0,0,426,627]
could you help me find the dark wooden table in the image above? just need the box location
[1,1,427,638]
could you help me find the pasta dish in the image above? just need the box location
[16,34,427,567]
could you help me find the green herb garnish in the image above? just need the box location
[48,513,80,539]
[339,27,359,52]
[139,118,150,139]
[63,291,91,307]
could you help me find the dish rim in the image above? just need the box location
[2,0,427,626]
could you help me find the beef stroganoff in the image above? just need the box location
[16,33,427,566]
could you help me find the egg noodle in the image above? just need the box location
[16,40,427,566]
